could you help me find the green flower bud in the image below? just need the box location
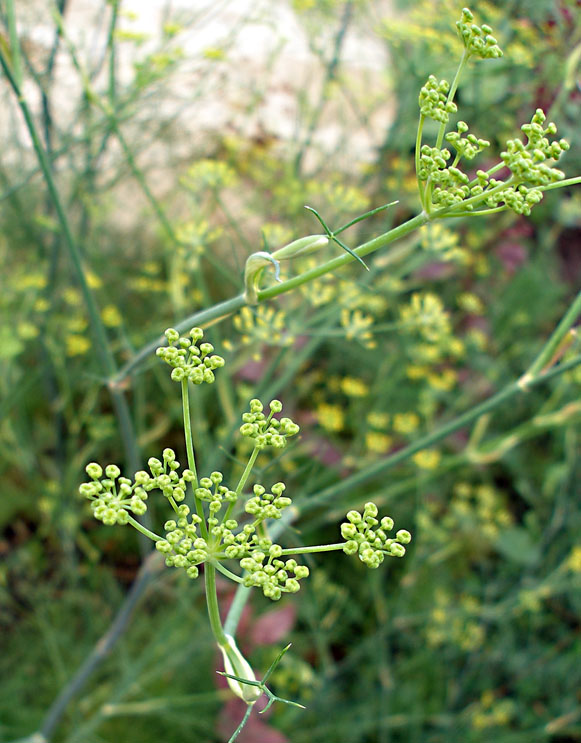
[164,328,180,344]
[86,463,103,479]
[396,529,412,544]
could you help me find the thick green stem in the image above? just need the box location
[205,563,228,646]
[113,212,429,383]
[259,212,429,300]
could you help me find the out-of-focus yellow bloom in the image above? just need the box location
[340,308,376,349]
[413,450,441,469]
[316,403,344,432]
[102,304,123,328]
[393,412,420,434]
[367,411,390,429]
[340,376,369,397]
[66,334,91,356]
[365,431,393,454]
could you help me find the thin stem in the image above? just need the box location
[212,561,245,584]
[114,212,429,384]
[205,563,228,646]
[228,704,253,743]
[222,446,260,524]
[541,175,581,191]
[436,50,468,150]
[181,379,207,535]
[0,23,141,480]
[302,353,581,511]
[520,290,581,385]
[6,0,23,88]
[277,542,345,556]
[415,114,426,209]
[126,514,163,542]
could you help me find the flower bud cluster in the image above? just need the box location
[239,398,300,449]
[341,502,412,568]
[156,327,225,384]
[80,463,145,525]
[240,546,309,600]
[456,8,502,59]
[418,145,471,207]
[418,76,457,124]
[155,503,206,578]
[245,482,292,521]
[501,109,569,188]
[445,122,489,161]
[79,448,192,525]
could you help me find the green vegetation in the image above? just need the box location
[1,1,580,741]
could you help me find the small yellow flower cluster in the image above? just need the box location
[340,308,376,349]
[181,159,237,192]
[420,223,468,264]
[400,292,451,343]
[471,691,515,730]
[420,481,513,545]
[316,403,345,432]
[233,306,294,360]
[175,219,223,269]
[425,589,485,651]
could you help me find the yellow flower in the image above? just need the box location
[101,304,123,328]
[458,292,485,315]
[340,376,368,397]
[427,368,457,391]
[366,411,390,429]
[316,403,344,432]
[400,292,451,342]
[86,271,102,289]
[340,309,376,349]
[412,450,441,470]
[406,364,429,380]
[365,432,393,454]
[66,334,91,356]
[566,546,581,573]
[393,412,420,434]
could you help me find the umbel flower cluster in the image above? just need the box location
[80,327,411,601]
[416,9,570,217]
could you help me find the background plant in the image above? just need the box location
[1,1,581,742]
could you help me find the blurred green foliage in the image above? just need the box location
[1,1,580,742]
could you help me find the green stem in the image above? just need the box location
[212,561,245,584]
[520,290,581,385]
[303,352,581,511]
[278,542,345,556]
[228,704,253,743]
[259,212,429,300]
[436,50,468,150]
[205,563,228,646]
[126,514,163,542]
[415,114,426,208]
[0,24,141,476]
[6,1,23,87]
[541,175,581,191]
[181,379,207,535]
[222,446,260,524]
